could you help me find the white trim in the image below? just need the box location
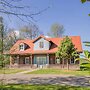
[19,43,25,51]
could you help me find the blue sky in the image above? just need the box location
[3,0,90,50]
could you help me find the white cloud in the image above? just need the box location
[45,36,51,38]
[15,30,19,36]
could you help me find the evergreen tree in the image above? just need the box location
[56,36,78,70]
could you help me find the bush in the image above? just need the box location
[0,55,10,68]
[80,63,90,71]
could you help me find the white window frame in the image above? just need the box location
[56,58,60,64]
[19,43,25,51]
[25,57,30,64]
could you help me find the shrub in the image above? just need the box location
[80,63,90,71]
[0,55,10,68]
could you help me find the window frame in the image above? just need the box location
[70,58,75,64]
[19,43,25,51]
[25,57,30,64]
[39,42,44,48]
[56,58,60,64]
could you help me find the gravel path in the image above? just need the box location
[0,73,90,86]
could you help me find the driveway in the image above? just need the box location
[0,71,90,87]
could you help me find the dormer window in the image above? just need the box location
[19,43,24,51]
[39,42,44,48]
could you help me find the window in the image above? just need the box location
[19,43,24,51]
[39,42,44,48]
[56,58,60,64]
[25,57,30,64]
[70,58,75,64]
[14,59,18,64]
[14,56,18,64]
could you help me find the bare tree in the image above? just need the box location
[0,0,49,22]
[0,17,4,55]
[19,24,43,39]
[0,17,5,68]
[48,23,64,37]
[4,28,18,51]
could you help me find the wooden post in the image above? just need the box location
[30,55,32,68]
[17,55,20,64]
[47,54,49,64]
[10,56,13,66]
[62,58,64,69]
[55,54,56,64]
[67,59,69,70]
[47,54,49,68]
[17,55,20,68]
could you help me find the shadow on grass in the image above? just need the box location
[0,76,90,87]
[0,84,90,90]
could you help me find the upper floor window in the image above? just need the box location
[39,42,44,48]
[19,43,24,51]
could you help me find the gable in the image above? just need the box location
[10,39,33,54]
[48,36,83,52]
[34,38,51,50]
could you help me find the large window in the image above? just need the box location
[19,43,24,51]
[39,42,44,48]
[37,56,47,65]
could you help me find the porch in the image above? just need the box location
[10,54,50,68]
[10,54,33,68]
[10,54,80,69]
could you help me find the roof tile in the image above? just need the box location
[10,36,83,55]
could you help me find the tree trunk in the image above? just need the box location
[67,59,69,70]
[62,58,64,69]
[0,18,4,68]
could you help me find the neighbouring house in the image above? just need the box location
[9,35,83,69]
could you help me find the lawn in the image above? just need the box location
[0,69,24,74]
[27,68,90,76]
[0,84,90,90]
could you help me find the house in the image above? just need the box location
[10,35,83,69]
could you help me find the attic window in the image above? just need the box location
[19,43,24,51]
[39,42,44,48]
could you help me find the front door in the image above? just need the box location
[37,56,47,68]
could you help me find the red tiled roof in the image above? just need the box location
[33,35,50,43]
[10,36,83,55]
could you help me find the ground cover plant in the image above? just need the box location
[0,84,90,90]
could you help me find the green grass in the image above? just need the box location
[0,84,90,90]
[27,68,90,76]
[0,69,24,74]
